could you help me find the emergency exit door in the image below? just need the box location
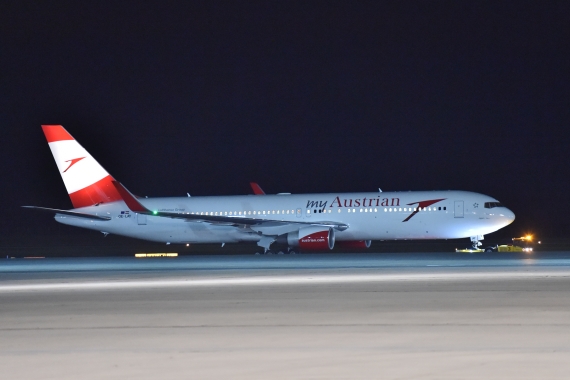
[137,213,147,225]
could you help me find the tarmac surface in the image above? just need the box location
[2,252,570,379]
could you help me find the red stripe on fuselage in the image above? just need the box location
[111,181,149,212]
[42,125,74,143]
[68,175,122,208]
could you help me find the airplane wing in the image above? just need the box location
[22,206,112,221]
[112,181,348,231]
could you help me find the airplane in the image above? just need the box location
[24,125,515,254]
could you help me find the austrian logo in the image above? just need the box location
[305,196,446,222]
[402,199,446,222]
[62,157,85,173]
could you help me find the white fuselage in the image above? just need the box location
[55,190,515,244]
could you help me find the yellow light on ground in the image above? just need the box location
[513,235,534,242]
[135,253,178,258]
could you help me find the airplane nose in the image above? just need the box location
[502,208,515,225]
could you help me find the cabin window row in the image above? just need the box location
[384,206,446,212]
[189,210,297,216]
[185,206,446,217]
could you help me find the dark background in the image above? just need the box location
[1,1,568,253]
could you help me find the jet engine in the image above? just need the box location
[286,226,335,251]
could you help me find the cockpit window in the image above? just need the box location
[484,202,505,209]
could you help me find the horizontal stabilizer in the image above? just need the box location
[22,206,111,221]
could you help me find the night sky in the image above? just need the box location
[2,1,569,243]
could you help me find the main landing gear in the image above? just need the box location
[471,235,484,249]
[255,245,298,255]
[255,235,299,255]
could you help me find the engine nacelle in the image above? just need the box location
[336,240,372,250]
[287,226,335,251]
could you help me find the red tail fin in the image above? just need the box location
[42,125,122,208]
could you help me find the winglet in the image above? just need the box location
[250,182,266,195]
[112,181,150,213]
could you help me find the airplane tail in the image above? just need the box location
[41,125,122,208]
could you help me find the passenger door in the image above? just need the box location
[454,201,464,218]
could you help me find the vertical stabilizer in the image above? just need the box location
[41,125,122,208]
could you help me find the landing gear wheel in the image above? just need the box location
[470,235,484,250]
[288,249,297,255]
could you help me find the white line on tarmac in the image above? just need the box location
[2,271,570,292]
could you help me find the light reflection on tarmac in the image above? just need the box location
[2,252,570,379]
[2,251,570,276]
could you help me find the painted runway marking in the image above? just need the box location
[1,271,570,292]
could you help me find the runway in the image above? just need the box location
[2,252,570,379]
